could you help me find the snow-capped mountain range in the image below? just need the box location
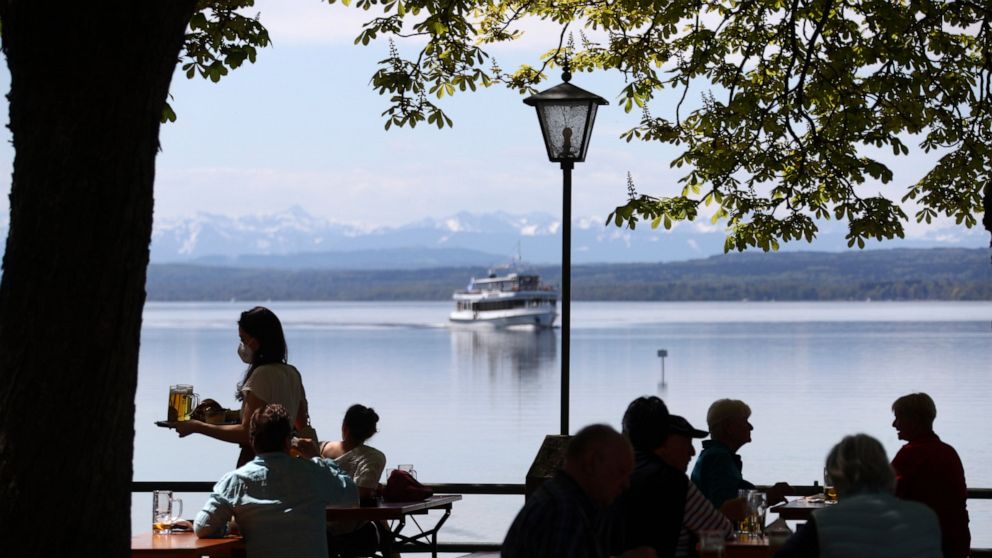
[0,206,984,269]
[146,206,988,269]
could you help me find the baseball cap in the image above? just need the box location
[668,415,708,438]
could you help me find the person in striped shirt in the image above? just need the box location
[610,397,744,558]
[660,415,741,557]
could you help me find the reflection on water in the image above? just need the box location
[450,327,557,382]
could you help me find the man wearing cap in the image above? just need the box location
[611,396,741,558]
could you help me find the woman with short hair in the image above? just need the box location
[774,434,942,558]
[691,399,791,508]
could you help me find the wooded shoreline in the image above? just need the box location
[146,248,992,302]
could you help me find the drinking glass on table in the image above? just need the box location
[823,467,838,503]
[748,491,767,535]
[736,489,756,534]
[152,490,183,535]
[398,464,417,479]
[699,529,726,557]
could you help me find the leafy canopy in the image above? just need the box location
[182,0,992,251]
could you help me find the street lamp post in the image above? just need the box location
[524,61,608,436]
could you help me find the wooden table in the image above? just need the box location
[131,532,244,557]
[770,496,832,521]
[326,494,462,558]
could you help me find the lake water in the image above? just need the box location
[133,300,992,546]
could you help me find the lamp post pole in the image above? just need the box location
[523,62,606,437]
[560,161,573,436]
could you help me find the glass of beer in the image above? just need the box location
[736,489,756,535]
[823,467,838,503]
[748,491,767,535]
[167,384,199,422]
[152,490,183,535]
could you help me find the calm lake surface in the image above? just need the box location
[133,301,992,545]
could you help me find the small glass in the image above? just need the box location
[823,467,838,503]
[398,464,417,479]
[699,529,726,557]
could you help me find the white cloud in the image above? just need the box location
[251,0,585,55]
[250,0,376,45]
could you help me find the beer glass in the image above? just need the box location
[748,491,767,535]
[152,490,183,534]
[823,467,838,502]
[736,489,756,534]
[167,384,199,422]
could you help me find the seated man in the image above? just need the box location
[891,392,970,558]
[194,404,359,558]
[691,399,789,508]
[774,434,941,558]
[611,396,742,558]
[502,424,655,558]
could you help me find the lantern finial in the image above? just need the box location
[562,56,571,83]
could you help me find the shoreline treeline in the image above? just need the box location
[145,248,992,302]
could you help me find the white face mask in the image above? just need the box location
[238,342,254,364]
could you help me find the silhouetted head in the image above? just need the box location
[657,415,708,473]
[825,433,895,496]
[238,306,288,365]
[891,393,936,442]
[621,396,670,452]
[563,424,634,508]
[706,399,752,451]
[343,404,380,444]
[250,404,292,455]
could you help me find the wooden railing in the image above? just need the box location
[132,482,992,556]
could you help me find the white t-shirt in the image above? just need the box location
[335,445,387,489]
[241,363,306,423]
[328,444,387,535]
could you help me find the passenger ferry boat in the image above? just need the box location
[449,265,559,328]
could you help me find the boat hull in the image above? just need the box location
[449,308,558,328]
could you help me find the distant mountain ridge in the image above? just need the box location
[146,247,992,301]
[0,207,986,266]
[146,206,989,266]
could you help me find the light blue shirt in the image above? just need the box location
[195,452,359,558]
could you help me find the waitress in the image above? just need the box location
[173,306,312,466]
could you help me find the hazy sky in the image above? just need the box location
[0,0,983,245]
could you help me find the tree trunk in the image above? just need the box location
[0,2,195,555]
